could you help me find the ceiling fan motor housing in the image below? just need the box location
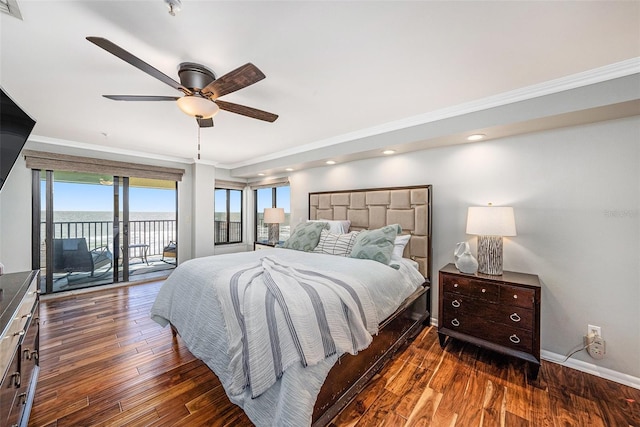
[178,62,216,93]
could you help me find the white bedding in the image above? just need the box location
[150,248,425,427]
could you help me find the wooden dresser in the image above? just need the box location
[0,271,40,427]
[438,263,541,379]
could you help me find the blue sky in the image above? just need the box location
[47,182,290,213]
[43,182,176,212]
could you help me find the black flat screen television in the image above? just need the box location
[0,88,36,191]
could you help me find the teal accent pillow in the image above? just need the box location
[349,224,401,266]
[279,221,329,251]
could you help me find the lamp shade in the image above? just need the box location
[176,95,219,118]
[264,208,285,224]
[466,206,516,237]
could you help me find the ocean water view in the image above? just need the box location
[46,211,176,222]
[40,211,177,257]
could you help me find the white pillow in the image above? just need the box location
[313,229,360,256]
[391,234,411,261]
[307,219,351,234]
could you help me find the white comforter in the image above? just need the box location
[150,248,425,427]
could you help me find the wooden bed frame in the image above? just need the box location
[168,184,433,425]
[308,185,433,425]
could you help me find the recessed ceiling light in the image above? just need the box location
[285,168,294,172]
[382,150,395,155]
[326,160,336,165]
[258,173,265,176]
[467,134,486,141]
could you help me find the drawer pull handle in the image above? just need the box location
[17,392,27,405]
[481,288,486,293]
[509,334,521,344]
[14,330,25,337]
[23,348,31,359]
[31,350,39,361]
[11,372,21,387]
[510,313,521,322]
[451,300,461,308]
[513,294,518,299]
[451,318,460,327]
[453,283,459,288]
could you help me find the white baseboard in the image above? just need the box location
[541,350,640,390]
[428,317,640,390]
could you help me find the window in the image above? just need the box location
[215,188,243,244]
[255,185,290,243]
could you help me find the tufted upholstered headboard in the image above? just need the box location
[309,185,432,283]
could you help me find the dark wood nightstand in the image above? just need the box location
[438,263,541,379]
[254,241,282,250]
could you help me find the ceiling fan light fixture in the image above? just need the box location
[177,95,219,119]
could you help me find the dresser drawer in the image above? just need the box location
[0,280,38,381]
[441,274,500,301]
[442,311,533,354]
[499,285,535,309]
[443,292,534,330]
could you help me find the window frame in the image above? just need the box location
[214,187,243,245]
[254,185,290,243]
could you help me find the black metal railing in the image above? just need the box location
[214,220,242,243]
[43,219,177,257]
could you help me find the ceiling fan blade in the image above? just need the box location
[197,117,214,128]
[201,63,265,99]
[215,100,278,122]
[86,36,192,95]
[104,95,180,101]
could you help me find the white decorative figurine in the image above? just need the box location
[454,242,478,274]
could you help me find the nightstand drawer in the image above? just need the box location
[441,274,500,301]
[442,311,533,353]
[443,292,534,330]
[499,285,535,308]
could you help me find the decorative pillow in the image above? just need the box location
[279,221,329,251]
[389,234,411,270]
[349,224,401,265]
[313,229,360,257]
[391,234,411,261]
[307,219,351,234]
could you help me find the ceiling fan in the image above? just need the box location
[86,36,278,128]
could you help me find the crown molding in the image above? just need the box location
[222,57,640,170]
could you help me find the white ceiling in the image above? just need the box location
[1,1,639,175]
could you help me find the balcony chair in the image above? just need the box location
[53,238,113,278]
[161,240,176,264]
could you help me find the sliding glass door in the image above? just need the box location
[120,177,177,282]
[35,171,177,293]
[38,170,116,292]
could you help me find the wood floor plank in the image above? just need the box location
[29,280,640,427]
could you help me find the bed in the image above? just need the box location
[150,185,432,426]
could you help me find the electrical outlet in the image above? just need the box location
[587,324,601,338]
[587,334,606,359]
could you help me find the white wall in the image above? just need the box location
[191,162,216,258]
[0,155,33,272]
[289,116,640,379]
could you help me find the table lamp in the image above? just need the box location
[466,205,516,275]
[264,208,285,245]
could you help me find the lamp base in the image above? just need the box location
[268,223,280,245]
[477,235,503,275]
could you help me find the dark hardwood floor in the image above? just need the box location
[30,281,640,426]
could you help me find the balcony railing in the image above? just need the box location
[214,220,242,243]
[42,219,177,257]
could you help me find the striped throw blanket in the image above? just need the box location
[216,256,378,398]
